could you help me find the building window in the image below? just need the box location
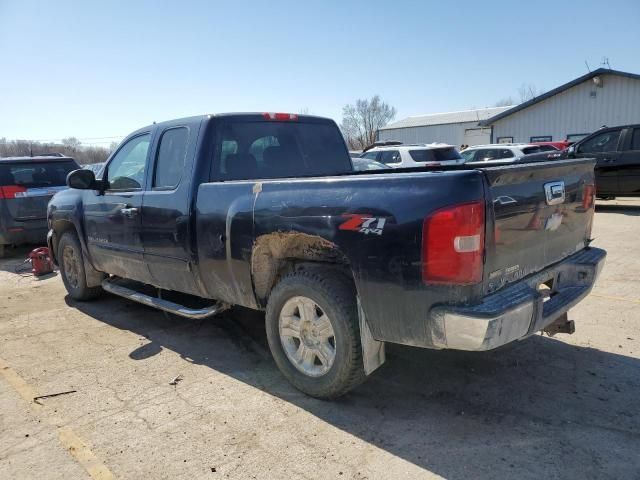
[496,136,513,144]
[567,133,589,141]
[530,136,552,142]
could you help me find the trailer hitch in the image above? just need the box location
[543,313,575,336]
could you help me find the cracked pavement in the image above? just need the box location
[1,198,639,479]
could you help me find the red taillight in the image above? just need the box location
[0,185,27,199]
[262,112,298,121]
[582,183,595,209]
[422,201,485,285]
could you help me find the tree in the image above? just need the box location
[61,137,81,151]
[340,95,396,150]
[518,83,543,103]
[494,97,515,107]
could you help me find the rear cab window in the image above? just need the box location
[214,119,351,180]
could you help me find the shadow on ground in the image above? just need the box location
[67,294,640,479]
[595,202,640,216]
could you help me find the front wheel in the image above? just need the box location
[58,232,102,301]
[265,268,366,399]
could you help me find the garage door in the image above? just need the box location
[463,128,492,146]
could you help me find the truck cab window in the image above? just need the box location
[154,127,189,189]
[215,121,351,181]
[578,130,621,154]
[106,134,150,190]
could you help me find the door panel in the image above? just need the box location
[84,133,153,283]
[141,123,203,295]
[618,128,640,195]
[575,129,622,195]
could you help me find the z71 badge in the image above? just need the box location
[339,214,387,236]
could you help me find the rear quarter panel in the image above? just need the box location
[196,170,486,347]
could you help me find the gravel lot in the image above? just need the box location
[1,198,639,480]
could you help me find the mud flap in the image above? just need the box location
[358,297,385,375]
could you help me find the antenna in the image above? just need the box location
[601,57,611,69]
[584,60,591,73]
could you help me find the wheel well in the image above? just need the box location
[251,232,351,306]
[51,220,78,263]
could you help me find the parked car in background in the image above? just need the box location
[566,124,640,198]
[82,162,105,177]
[351,157,388,171]
[0,155,79,257]
[531,141,573,151]
[48,112,604,398]
[460,144,547,164]
[360,143,464,167]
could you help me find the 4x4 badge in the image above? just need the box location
[339,214,386,236]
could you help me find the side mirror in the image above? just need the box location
[567,145,576,157]
[67,169,98,190]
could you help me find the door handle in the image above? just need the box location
[120,207,139,218]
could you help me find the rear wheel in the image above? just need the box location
[265,268,366,399]
[58,232,102,301]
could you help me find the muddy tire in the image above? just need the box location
[265,268,366,399]
[58,232,102,301]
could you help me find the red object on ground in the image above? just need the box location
[29,247,54,276]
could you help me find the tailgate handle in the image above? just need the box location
[544,181,565,205]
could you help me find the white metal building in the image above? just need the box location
[481,69,640,143]
[377,106,513,147]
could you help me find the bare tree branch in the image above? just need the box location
[340,95,396,150]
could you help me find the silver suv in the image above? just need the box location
[360,142,464,168]
[460,144,546,164]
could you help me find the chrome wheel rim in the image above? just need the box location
[62,245,80,289]
[279,296,336,377]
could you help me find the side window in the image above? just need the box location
[106,134,151,191]
[379,150,401,164]
[409,150,435,162]
[499,149,514,159]
[475,149,497,162]
[578,130,621,154]
[362,151,379,160]
[154,127,189,189]
[630,128,640,151]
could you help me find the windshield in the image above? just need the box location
[0,160,78,187]
[460,150,475,163]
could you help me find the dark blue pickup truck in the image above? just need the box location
[47,113,606,398]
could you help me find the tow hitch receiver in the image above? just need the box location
[543,313,575,336]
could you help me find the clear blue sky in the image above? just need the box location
[1,0,639,145]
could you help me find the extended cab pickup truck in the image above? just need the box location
[48,113,606,398]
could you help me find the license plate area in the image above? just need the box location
[537,276,557,303]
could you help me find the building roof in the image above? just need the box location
[480,68,640,125]
[379,106,514,130]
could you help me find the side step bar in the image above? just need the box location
[102,278,230,319]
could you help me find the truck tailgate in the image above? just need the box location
[480,159,596,294]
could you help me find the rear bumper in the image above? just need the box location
[0,219,48,246]
[429,247,606,351]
